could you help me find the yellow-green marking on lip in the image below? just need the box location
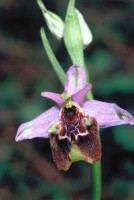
[61,91,74,108]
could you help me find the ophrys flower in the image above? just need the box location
[16,65,134,170]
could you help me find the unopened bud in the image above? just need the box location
[37,0,64,39]
[76,9,93,48]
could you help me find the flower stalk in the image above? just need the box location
[90,161,101,200]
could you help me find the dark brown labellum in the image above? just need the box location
[49,104,101,170]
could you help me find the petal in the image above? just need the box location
[72,84,92,106]
[83,100,134,128]
[41,92,64,106]
[15,106,60,142]
[64,65,87,95]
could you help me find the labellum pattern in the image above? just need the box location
[49,102,101,170]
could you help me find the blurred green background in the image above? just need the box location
[0,0,134,199]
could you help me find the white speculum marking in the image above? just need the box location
[48,103,90,142]
[59,115,89,142]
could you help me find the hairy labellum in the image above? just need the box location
[48,102,101,171]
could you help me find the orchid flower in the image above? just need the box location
[15,65,134,171]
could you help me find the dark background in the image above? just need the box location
[0,0,134,199]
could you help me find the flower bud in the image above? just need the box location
[37,0,64,39]
[75,9,93,48]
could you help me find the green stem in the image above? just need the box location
[90,161,101,200]
[40,27,66,85]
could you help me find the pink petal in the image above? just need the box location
[15,106,60,141]
[83,100,134,128]
[41,92,64,106]
[64,65,87,95]
[72,84,92,106]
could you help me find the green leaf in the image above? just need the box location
[40,27,66,85]
[63,0,84,66]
